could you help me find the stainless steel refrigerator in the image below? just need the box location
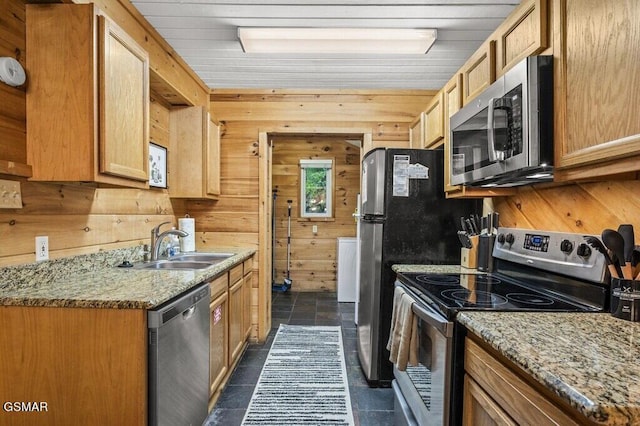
[356,148,481,386]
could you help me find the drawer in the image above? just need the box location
[229,263,243,285]
[243,257,253,275]
[209,273,228,300]
[464,338,581,425]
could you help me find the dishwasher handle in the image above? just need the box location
[182,305,197,320]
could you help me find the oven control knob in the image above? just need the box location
[576,243,592,258]
[497,233,505,244]
[560,239,574,254]
[505,233,515,245]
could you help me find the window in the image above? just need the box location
[300,159,333,218]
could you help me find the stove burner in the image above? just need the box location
[415,274,460,285]
[440,289,508,307]
[506,293,555,306]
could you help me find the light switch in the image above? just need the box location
[312,225,318,234]
[0,179,22,209]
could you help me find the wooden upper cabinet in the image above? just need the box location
[408,112,425,149]
[26,4,149,188]
[554,0,640,181]
[206,119,221,197]
[169,106,220,199]
[495,0,549,77]
[461,40,496,106]
[424,91,445,148]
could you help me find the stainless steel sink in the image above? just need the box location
[135,260,212,270]
[169,253,235,263]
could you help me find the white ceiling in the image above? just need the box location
[131,0,521,90]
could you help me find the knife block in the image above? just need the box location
[461,236,479,269]
[611,278,640,321]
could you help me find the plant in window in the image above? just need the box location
[300,159,333,218]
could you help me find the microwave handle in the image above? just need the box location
[487,98,501,162]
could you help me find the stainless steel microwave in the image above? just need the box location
[449,55,554,187]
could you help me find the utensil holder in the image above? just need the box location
[461,236,478,269]
[477,234,495,272]
[611,278,640,321]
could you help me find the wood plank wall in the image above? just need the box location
[271,135,360,292]
[196,88,435,296]
[0,0,208,266]
[492,181,640,239]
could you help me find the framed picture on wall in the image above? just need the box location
[149,143,167,188]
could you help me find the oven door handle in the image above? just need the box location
[411,302,454,338]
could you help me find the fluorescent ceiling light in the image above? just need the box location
[237,28,437,54]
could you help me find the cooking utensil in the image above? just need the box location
[491,212,500,234]
[618,224,635,277]
[602,229,628,279]
[586,236,621,279]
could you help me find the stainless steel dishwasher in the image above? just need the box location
[148,282,210,426]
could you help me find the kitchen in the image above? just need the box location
[1,0,640,425]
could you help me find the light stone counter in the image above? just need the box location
[392,264,481,275]
[0,247,255,309]
[458,311,640,425]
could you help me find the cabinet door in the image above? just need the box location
[228,278,244,364]
[99,16,149,182]
[495,0,548,77]
[210,291,229,396]
[554,0,640,179]
[461,40,496,105]
[424,91,444,148]
[408,113,424,149]
[206,119,221,197]
[243,271,253,340]
[463,375,516,426]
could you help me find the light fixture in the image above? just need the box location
[237,28,437,54]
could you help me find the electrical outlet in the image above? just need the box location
[35,236,49,261]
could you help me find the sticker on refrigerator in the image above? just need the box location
[408,163,429,179]
[392,155,410,197]
[361,162,368,204]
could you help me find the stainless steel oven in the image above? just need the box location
[391,227,609,425]
[449,55,554,188]
[392,299,454,426]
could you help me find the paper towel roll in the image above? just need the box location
[178,218,196,252]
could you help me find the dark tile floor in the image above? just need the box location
[205,291,394,425]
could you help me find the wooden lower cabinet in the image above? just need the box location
[0,306,147,425]
[209,274,229,397]
[464,338,584,425]
[463,375,516,426]
[228,277,244,364]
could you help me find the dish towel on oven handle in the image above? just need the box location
[386,285,419,370]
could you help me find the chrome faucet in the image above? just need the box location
[150,222,189,261]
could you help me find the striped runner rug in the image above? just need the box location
[242,325,355,426]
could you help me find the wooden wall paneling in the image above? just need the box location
[271,134,359,291]
[149,92,170,147]
[494,181,640,241]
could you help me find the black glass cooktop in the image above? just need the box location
[396,271,600,319]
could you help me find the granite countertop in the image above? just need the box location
[392,264,481,275]
[458,312,640,425]
[0,248,255,310]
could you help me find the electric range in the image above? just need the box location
[392,227,610,426]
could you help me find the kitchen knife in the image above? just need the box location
[457,231,473,249]
[465,218,476,236]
